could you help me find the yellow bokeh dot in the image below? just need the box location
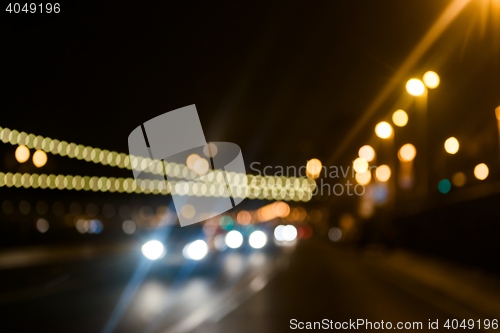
[444,137,459,154]
[406,79,426,96]
[33,150,48,168]
[355,171,371,185]
[392,110,408,127]
[306,158,322,179]
[398,144,416,162]
[375,122,393,139]
[474,163,489,180]
[15,145,30,163]
[358,145,375,162]
[423,71,440,89]
[375,165,391,182]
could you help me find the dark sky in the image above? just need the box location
[3,0,500,178]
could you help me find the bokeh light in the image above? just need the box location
[339,214,355,231]
[355,171,371,185]
[444,137,459,154]
[306,158,322,179]
[353,157,369,173]
[452,172,466,187]
[186,153,200,170]
[219,215,234,230]
[375,165,391,182]
[15,145,30,163]
[496,106,500,120]
[406,78,426,96]
[328,228,342,242]
[358,145,375,162]
[76,219,89,234]
[392,109,408,127]
[88,219,103,234]
[474,163,489,180]
[423,71,440,89]
[213,234,227,251]
[203,142,218,158]
[2,200,13,215]
[273,201,290,218]
[236,210,252,225]
[183,240,208,260]
[375,122,393,139]
[122,220,136,234]
[141,240,165,260]
[193,157,210,175]
[274,225,285,241]
[249,230,267,249]
[225,230,243,249]
[19,200,31,215]
[33,150,48,168]
[398,143,417,162]
[181,204,196,219]
[438,179,451,194]
[36,218,49,233]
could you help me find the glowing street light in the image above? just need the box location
[306,158,322,179]
[375,164,391,182]
[398,143,417,162]
[33,150,48,168]
[358,145,375,162]
[392,109,408,127]
[474,163,489,180]
[375,122,393,139]
[444,137,459,154]
[355,170,371,185]
[353,157,369,173]
[406,79,426,96]
[423,71,440,89]
[15,145,30,163]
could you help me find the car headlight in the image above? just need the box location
[225,230,243,249]
[141,240,165,260]
[249,230,267,249]
[274,225,297,242]
[282,225,298,241]
[183,240,209,260]
[274,225,285,241]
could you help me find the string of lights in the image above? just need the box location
[0,171,313,202]
[0,125,315,193]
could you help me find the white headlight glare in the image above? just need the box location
[225,230,243,249]
[183,240,209,260]
[274,225,285,241]
[282,225,297,241]
[141,240,165,260]
[249,230,267,249]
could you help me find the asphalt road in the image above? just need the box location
[0,240,497,333]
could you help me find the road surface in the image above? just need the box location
[1,240,498,332]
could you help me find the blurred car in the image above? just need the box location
[139,225,213,267]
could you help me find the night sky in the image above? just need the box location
[3,0,500,175]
